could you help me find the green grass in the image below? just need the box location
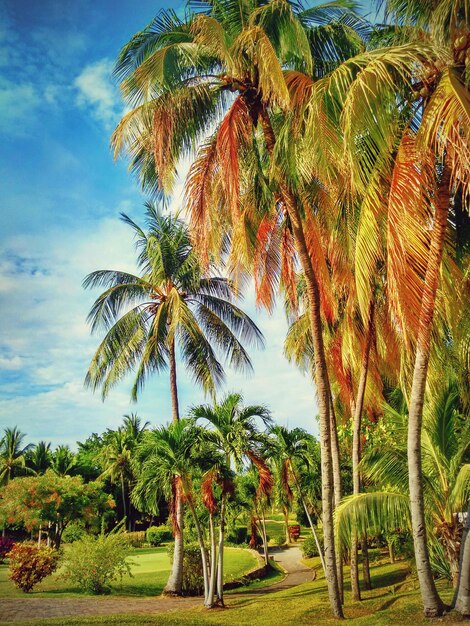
[7,560,465,626]
[0,546,259,598]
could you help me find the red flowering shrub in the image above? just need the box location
[8,544,60,592]
[0,537,15,563]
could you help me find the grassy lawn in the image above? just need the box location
[8,560,465,626]
[0,546,259,598]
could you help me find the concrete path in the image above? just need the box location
[0,547,313,623]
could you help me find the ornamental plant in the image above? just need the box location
[8,544,59,592]
[61,531,133,594]
[0,536,15,563]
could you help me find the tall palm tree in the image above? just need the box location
[190,392,272,605]
[84,202,264,422]
[305,0,469,613]
[51,445,75,477]
[112,4,368,615]
[0,427,32,485]
[335,384,470,596]
[132,419,201,596]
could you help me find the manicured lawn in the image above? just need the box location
[0,546,259,598]
[8,561,464,626]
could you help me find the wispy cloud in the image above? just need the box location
[74,58,122,129]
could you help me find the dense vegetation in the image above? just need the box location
[1,0,469,622]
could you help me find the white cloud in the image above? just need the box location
[0,78,40,135]
[74,58,122,128]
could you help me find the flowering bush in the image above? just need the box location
[61,532,133,594]
[8,544,59,592]
[0,537,15,563]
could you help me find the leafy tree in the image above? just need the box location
[51,445,75,477]
[84,203,264,421]
[27,441,51,475]
[0,427,32,485]
[0,470,114,548]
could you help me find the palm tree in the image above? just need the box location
[84,203,264,422]
[112,5,368,615]
[98,429,133,530]
[27,441,52,475]
[132,419,203,596]
[305,0,469,614]
[191,393,272,605]
[335,384,470,596]
[51,445,75,477]
[0,427,32,485]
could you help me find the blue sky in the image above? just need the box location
[0,0,378,447]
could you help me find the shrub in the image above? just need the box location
[0,537,15,563]
[226,526,248,545]
[146,525,172,546]
[8,544,59,592]
[62,522,86,544]
[301,534,321,558]
[62,532,133,594]
[122,531,146,548]
[167,542,204,595]
[275,534,285,547]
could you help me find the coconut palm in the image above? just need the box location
[190,393,272,605]
[27,441,52,475]
[132,419,207,596]
[305,0,470,614]
[335,383,470,594]
[0,427,32,485]
[51,445,75,477]
[112,4,370,615]
[84,202,264,421]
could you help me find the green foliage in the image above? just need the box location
[62,523,86,544]
[0,471,114,547]
[61,532,133,594]
[226,526,248,545]
[123,531,146,547]
[146,525,171,546]
[275,534,285,547]
[167,542,204,595]
[301,534,321,558]
[8,543,59,592]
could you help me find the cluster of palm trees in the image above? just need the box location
[77,0,470,619]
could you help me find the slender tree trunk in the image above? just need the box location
[38,525,42,548]
[207,512,217,608]
[188,500,210,604]
[120,473,128,529]
[164,491,184,596]
[407,169,450,617]
[260,509,269,566]
[259,108,343,619]
[453,504,470,616]
[216,494,226,605]
[329,397,344,604]
[169,336,180,422]
[351,299,375,600]
[362,537,371,590]
[283,507,290,544]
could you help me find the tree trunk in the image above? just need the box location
[407,169,450,617]
[260,509,269,566]
[207,512,218,608]
[120,473,128,529]
[388,540,395,564]
[259,107,343,619]
[283,507,290,544]
[350,536,361,601]
[169,336,180,422]
[329,397,344,604]
[164,491,184,596]
[452,504,470,616]
[216,494,226,605]
[362,537,371,591]
[188,500,210,604]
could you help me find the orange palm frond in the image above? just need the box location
[280,224,298,311]
[201,469,218,515]
[247,450,274,498]
[284,70,314,109]
[253,214,281,312]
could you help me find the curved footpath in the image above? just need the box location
[0,546,312,624]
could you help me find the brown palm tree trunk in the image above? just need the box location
[164,488,184,596]
[169,336,180,422]
[351,298,375,600]
[258,108,343,618]
[407,169,450,617]
[452,503,470,616]
[329,397,344,603]
[120,473,128,529]
[216,494,226,605]
[362,538,371,590]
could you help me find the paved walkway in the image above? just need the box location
[0,547,313,623]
